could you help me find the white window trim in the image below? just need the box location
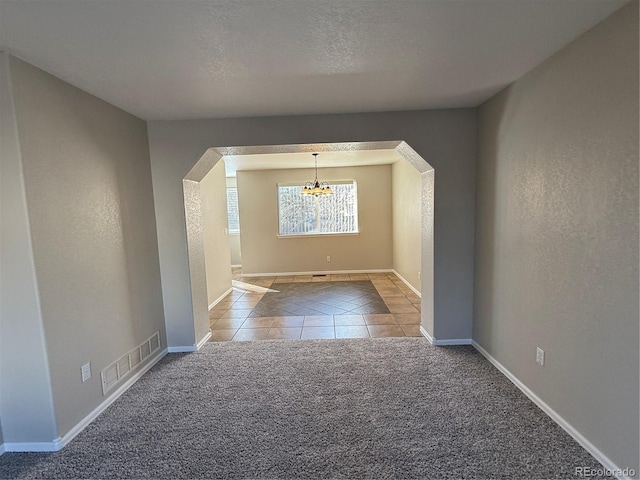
[276,180,359,237]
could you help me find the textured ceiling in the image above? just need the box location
[0,0,629,120]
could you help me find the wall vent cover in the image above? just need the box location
[101,331,161,395]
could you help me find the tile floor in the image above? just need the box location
[209,270,422,342]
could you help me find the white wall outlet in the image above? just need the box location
[81,362,92,382]
[536,347,545,366]
[326,255,331,262]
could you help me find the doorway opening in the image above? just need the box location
[183,141,434,346]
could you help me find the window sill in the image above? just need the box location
[277,232,360,239]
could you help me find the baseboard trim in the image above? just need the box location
[167,345,197,353]
[392,270,421,297]
[240,269,393,277]
[433,338,473,346]
[419,326,434,344]
[419,327,471,346]
[4,347,168,453]
[208,287,233,310]
[196,331,212,350]
[471,340,631,479]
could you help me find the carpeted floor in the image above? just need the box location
[0,338,607,479]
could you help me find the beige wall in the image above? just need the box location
[200,161,232,306]
[5,56,166,440]
[392,159,422,292]
[474,2,638,472]
[237,165,392,274]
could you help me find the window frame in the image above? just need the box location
[226,186,240,235]
[276,180,359,238]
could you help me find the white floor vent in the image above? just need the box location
[101,331,161,395]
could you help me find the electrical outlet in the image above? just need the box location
[81,362,92,382]
[326,255,331,262]
[536,347,545,366]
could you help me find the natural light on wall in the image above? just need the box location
[278,181,358,236]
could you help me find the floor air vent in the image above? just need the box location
[101,331,161,395]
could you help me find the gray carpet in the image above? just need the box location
[0,338,606,479]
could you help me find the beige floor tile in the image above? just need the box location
[364,314,397,325]
[232,328,271,341]
[293,275,313,282]
[220,309,254,319]
[232,298,262,308]
[334,314,366,326]
[392,313,421,325]
[387,304,419,314]
[382,297,414,306]
[301,326,335,339]
[271,316,305,327]
[208,308,227,320]
[335,325,370,338]
[212,317,247,329]
[400,325,422,337]
[330,274,351,281]
[241,317,276,328]
[210,329,237,341]
[377,288,404,297]
[268,327,302,340]
[214,299,236,308]
[304,315,334,326]
[349,273,369,280]
[367,325,406,338]
[273,276,294,283]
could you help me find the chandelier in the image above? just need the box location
[301,153,333,196]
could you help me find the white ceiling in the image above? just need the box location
[0,0,628,121]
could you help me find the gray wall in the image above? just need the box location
[0,52,58,444]
[148,109,476,347]
[2,55,166,442]
[474,2,638,472]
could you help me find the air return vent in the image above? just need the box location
[101,331,161,395]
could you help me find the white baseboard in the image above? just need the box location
[196,331,212,350]
[208,287,233,310]
[419,326,471,346]
[4,347,168,453]
[240,269,393,277]
[472,340,631,480]
[433,338,472,346]
[167,345,197,353]
[392,270,421,297]
[419,326,434,344]
[231,264,242,268]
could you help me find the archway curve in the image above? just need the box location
[183,141,434,346]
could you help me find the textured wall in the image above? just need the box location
[148,108,476,346]
[9,56,166,438]
[474,2,638,472]
[200,161,232,306]
[237,165,392,274]
[0,52,58,444]
[392,159,422,292]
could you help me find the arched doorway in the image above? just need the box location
[183,141,434,346]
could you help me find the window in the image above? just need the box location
[226,187,240,234]
[278,181,358,236]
